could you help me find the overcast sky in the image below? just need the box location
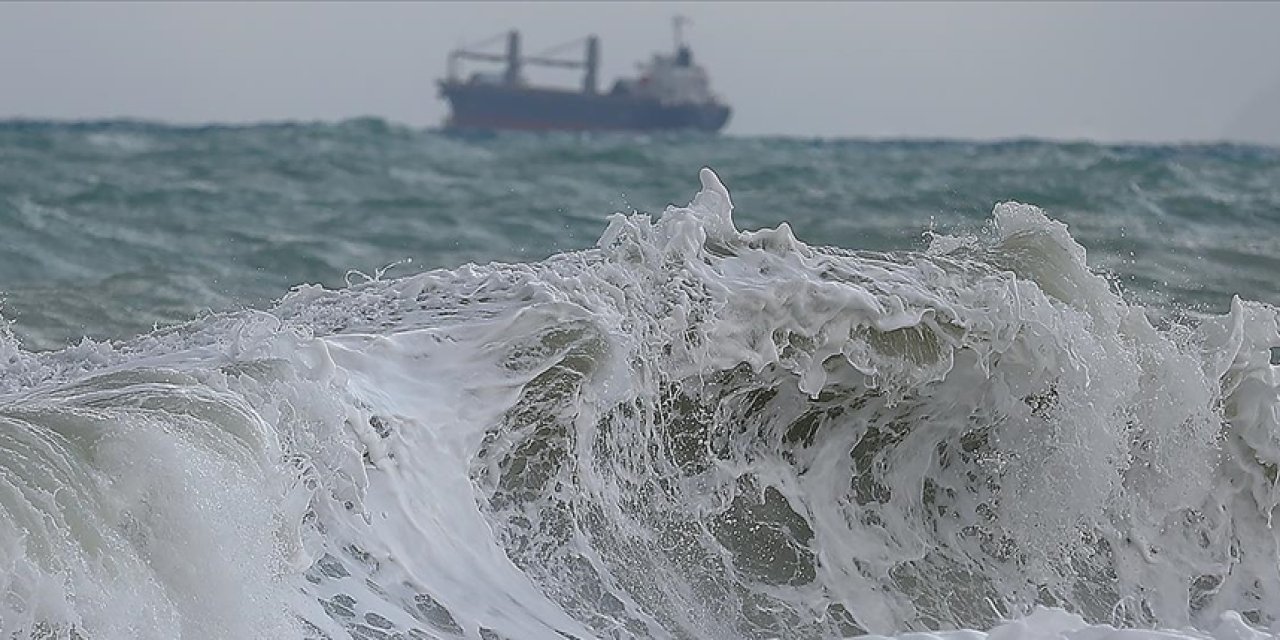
[1,2,1278,144]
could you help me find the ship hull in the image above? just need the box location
[439,82,731,133]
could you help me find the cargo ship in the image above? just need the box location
[437,19,731,133]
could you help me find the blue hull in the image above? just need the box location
[439,82,731,133]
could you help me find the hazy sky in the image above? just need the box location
[2,2,1279,144]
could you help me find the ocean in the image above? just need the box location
[1,119,1278,639]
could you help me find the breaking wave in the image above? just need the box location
[1,169,1278,639]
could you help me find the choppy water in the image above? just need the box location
[2,120,1280,639]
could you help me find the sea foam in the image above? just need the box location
[2,169,1278,639]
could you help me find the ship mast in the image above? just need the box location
[672,15,689,51]
[445,31,597,90]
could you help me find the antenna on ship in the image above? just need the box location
[672,15,689,51]
[672,15,693,66]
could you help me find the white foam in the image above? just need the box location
[2,169,1279,639]
[857,607,1275,640]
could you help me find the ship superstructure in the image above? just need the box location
[437,20,731,133]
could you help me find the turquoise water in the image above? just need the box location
[3,120,1280,640]
[3,119,1278,350]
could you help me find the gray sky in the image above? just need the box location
[1,2,1278,144]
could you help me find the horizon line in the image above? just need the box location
[0,115,1275,152]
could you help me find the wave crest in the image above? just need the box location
[2,170,1278,639]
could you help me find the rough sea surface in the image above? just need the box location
[2,120,1280,639]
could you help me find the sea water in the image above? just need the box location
[2,120,1280,639]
